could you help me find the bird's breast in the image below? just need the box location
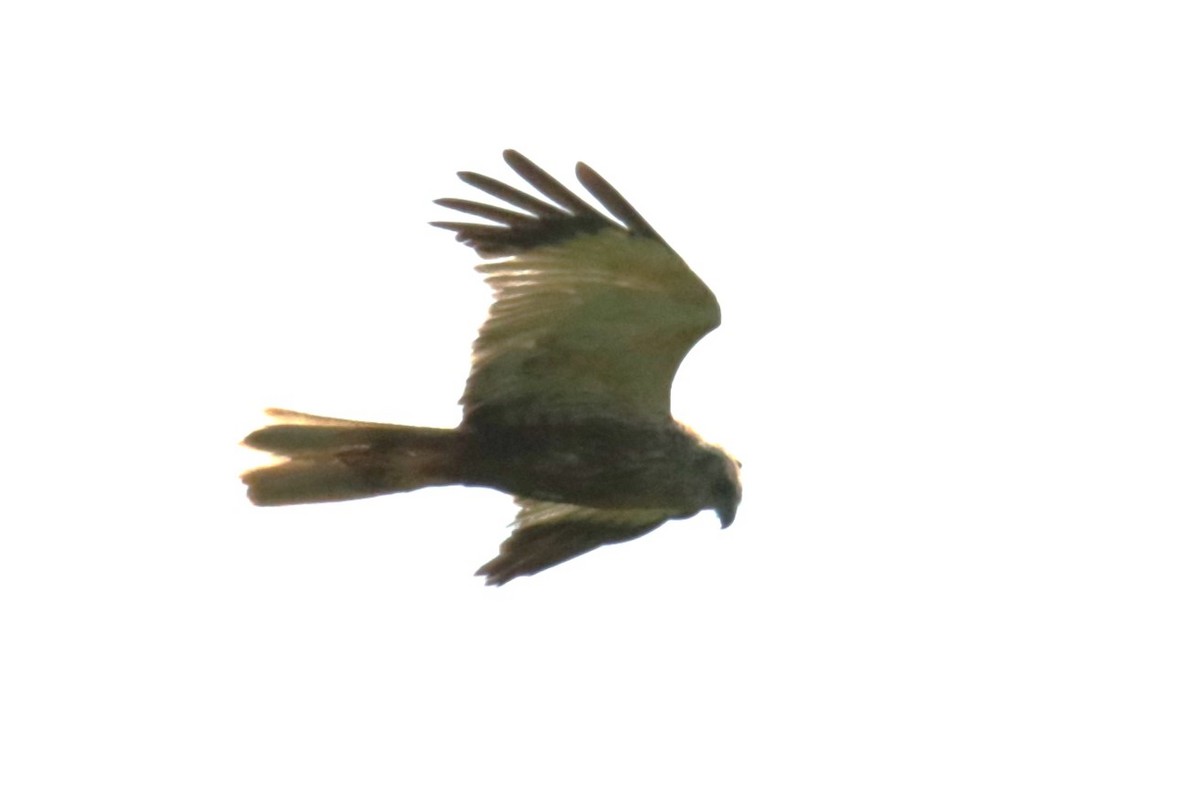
[459,419,711,513]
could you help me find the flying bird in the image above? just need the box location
[241,150,741,584]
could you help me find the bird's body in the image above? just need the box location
[242,151,740,584]
[464,419,737,519]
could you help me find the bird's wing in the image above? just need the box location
[432,150,721,425]
[476,498,673,585]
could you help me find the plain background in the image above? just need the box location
[3,1,1197,797]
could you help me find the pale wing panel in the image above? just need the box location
[466,229,719,422]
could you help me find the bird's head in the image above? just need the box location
[705,446,742,528]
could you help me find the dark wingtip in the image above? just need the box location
[435,150,660,255]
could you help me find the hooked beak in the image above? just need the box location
[717,504,737,529]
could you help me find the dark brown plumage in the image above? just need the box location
[242,151,740,584]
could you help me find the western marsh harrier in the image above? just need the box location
[242,151,741,584]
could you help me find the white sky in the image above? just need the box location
[3,1,1198,797]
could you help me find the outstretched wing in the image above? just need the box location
[476,499,673,586]
[432,150,721,426]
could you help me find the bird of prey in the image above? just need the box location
[241,150,741,584]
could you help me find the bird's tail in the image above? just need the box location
[241,408,464,506]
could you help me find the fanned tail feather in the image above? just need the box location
[241,409,462,506]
